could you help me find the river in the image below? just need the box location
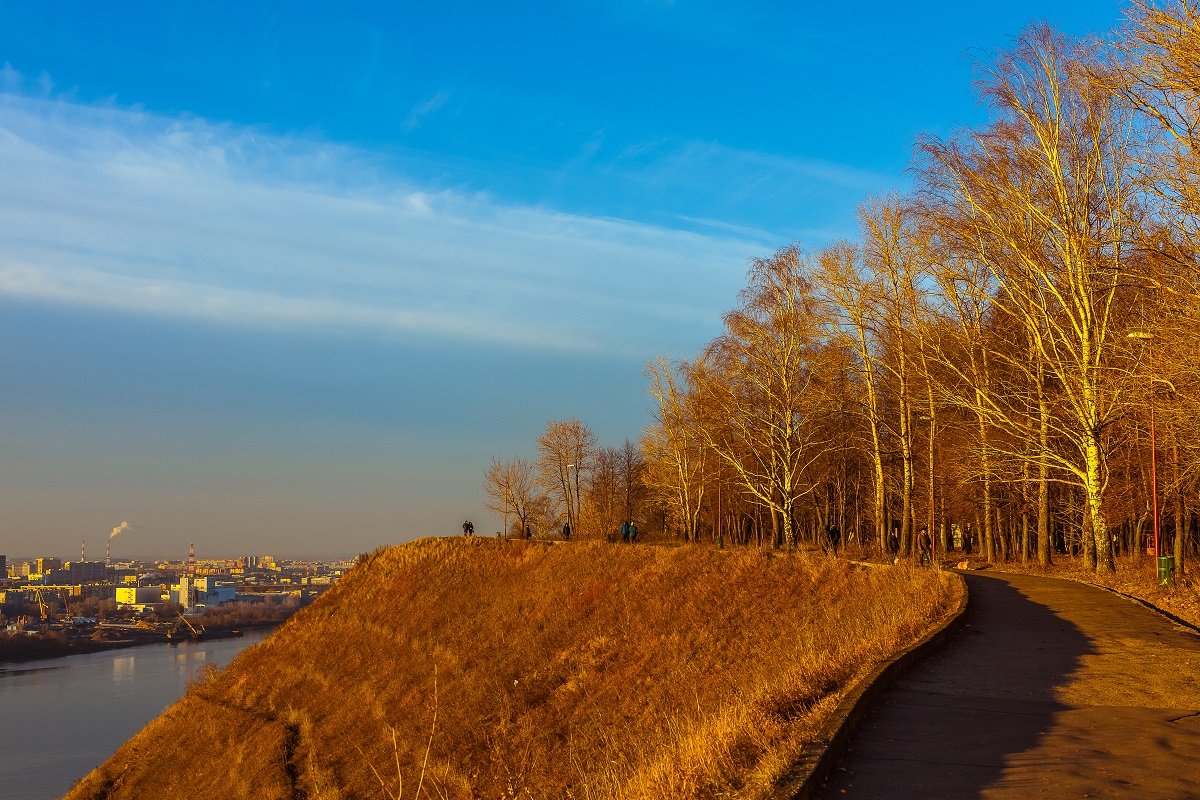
[0,628,273,800]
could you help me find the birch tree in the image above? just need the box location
[920,25,1141,571]
[817,242,889,552]
[689,246,833,550]
[644,357,707,541]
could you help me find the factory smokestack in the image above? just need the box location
[107,520,132,565]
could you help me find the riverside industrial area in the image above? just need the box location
[0,541,353,661]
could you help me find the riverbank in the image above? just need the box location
[0,619,283,665]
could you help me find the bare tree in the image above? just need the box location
[586,447,622,540]
[617,439,646,525]
[536,419,596,538]
[689,246,834,550]
[644,357,707,541]
[816,242,890,552]
[919,26,1141,572]
[483,457,543,538]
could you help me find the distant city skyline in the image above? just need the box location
[0,2,1126,558]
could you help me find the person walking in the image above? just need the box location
[826,524,841,556]
[887,524,901,562]
[630,522,638,543]
[917,525,933,566]
[562,522,571,541]
[621,520,631,543]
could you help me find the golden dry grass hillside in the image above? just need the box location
[68,538,961,800]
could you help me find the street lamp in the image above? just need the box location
[1127,331,1163,570]
[566,464,576,539]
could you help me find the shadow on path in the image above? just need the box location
[817,570,1200,798]
[817,572,1091,798]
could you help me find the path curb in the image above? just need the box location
[1094,585,1200,635]
[767,572,970,800]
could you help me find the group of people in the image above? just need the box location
[886,523,934,565]
[825,522,935,566]
[461,520,476,537]
[490,521,638,541]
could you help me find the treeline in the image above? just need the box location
[484,419,650,542]
[490,5,1200,574]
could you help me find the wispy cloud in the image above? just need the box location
[401,89,452,132]
[617,138,894,198]
[570,136,901,245]
[0,92,759,356]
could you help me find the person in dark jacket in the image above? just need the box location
[916,525,933,566]
[826,524,841,555]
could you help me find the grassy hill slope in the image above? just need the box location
[68,538,961,799]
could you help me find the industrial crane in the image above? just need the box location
[31,587,50,631]
[167,611,206,641]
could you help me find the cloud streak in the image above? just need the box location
[402,89,452,132]
[0,93,762,356]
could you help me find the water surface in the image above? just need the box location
[0,628,272,800]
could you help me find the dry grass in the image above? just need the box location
[980,555,1200,629]
[68,539,961,800]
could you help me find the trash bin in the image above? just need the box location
[1157,555,1174,586]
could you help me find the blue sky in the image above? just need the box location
[1,1,1125,559]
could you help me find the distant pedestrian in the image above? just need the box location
[562,522,571,541]
[467,520,475,536]
[963,524,974,555]
[630,522,638,542]
[621,520,631,543]
[917,526,932,566]
[524,525,532,539]
[462,520,470,537]
[826,524,841,555]
[887,524,900,561]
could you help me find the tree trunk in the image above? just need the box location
[1037,387,1052,566]
[1085,429,1114,572]
[1021,512,1029,564]
[1083,495,1097,571]
[1174,443,1185,576]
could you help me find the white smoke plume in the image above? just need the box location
[109,520,131,539]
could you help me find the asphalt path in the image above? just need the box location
[817,570,1200,799]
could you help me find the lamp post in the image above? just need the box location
[566,463,576,539]
[1127,332,1161,563]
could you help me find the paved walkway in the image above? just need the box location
[817,570,1200,799]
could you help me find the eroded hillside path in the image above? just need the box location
[817,570,1200,799]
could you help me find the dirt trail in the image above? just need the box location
[817,571,1200,799]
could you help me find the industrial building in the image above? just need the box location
[115,586,164,612]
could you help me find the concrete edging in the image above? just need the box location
[766,571,970,800]
[1093,584,1200,635]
